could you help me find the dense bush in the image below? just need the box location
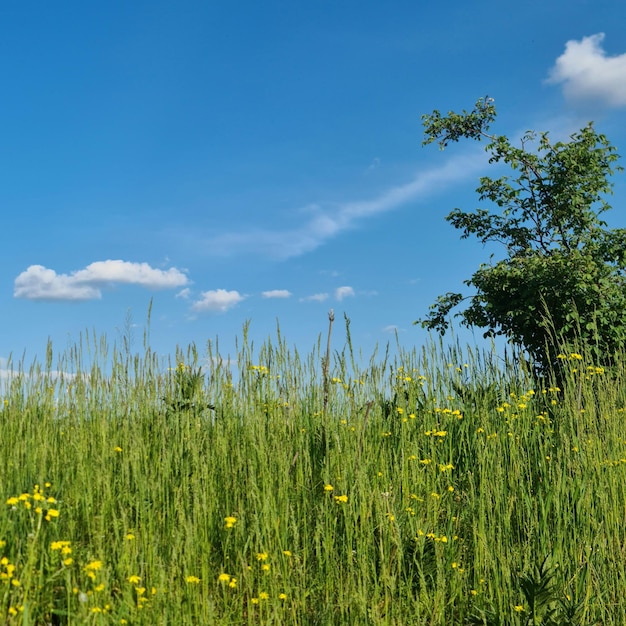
[417,97,626,374]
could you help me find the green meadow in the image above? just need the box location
[2,324,626,625]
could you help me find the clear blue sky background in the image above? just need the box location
[2,0,626,369]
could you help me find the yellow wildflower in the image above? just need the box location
[45,509,60,521]
[84,561,103,572]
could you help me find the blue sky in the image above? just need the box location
[2,0,626,369]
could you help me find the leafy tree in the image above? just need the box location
[416,97,626,373]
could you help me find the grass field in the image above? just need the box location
[1,324,626,625]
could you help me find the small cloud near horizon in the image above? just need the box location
[546,33,626,108]
[383,324,405,334]
[261,289,292,299]
[191,289,245,313]
[14,260,189,301]
[299,293,329,303]
[335,286,355,301]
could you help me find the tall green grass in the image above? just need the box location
[1,325,625,624]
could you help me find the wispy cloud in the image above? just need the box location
[335,286,355,301]
[299,293,329,303]
[546,33,626,108]
[14,260,189,301]
[261,289,292,299]
[366,157,381,172]
[382,324,405,334]
[204,151,485,260]
[191,289,245,313]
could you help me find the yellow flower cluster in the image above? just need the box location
[50,540,74,566]
[434,407,463,419]
[5,483,59,522]
[125,573,156,609]
[424,430,447,437]
[215,549,292,600]
[0,556,20,587]
[217,572,237,588]
[555,354,605,377]
[84,560,103,580]
[416,530,449,542]
[396,367,427,384]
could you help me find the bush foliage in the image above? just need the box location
[417,97,626,373]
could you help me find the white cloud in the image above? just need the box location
[14,266,101,301]
[73,260,188,287]
[299,293,329,303]
[335,286,355,301]
[261,289,292,299]
[546,33,626,107]
[0,356,13,381]
[14,260,189,301]
[191,289,245,313]
[203,151,486,259]
[383,324,405,334]
[0,356,80,383]
[176,288,191,299]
